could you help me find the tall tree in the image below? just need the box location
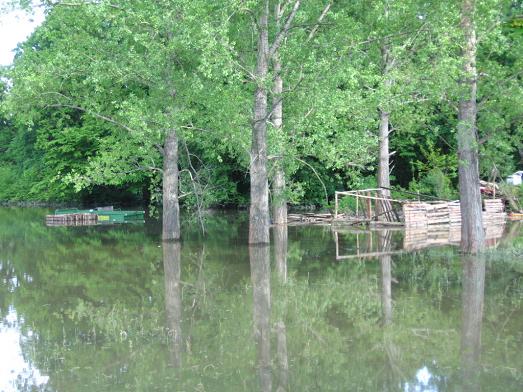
[270,1,286,226]
[458,0,484,253]
[249,0,271,244]
[249,0,300,244]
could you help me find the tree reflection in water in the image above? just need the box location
[163,241,182,368]
[378,230,393,326]
[274,225,289,392]
[250,244,272,392]
[249,224,291,392]
[461,254,485,391]
[377,230,401,389]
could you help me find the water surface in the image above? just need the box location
[0,208,522,391]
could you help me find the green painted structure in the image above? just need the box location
[53,208,145,223]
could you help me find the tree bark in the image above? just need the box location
[163,241,182,368]
[377,42,393,221]
[250,0,271,244]
[378,108,391,195]
[458,0,484,254]
[162,129,181,241]
[271,2,287,226]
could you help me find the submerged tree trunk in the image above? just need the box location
[163,241,182,368]
[271,2,287,226]
[378,231,393,325]
[250,244,272,392]
[250,0,271,244]
[273,223,289,391]
[162,129,180,241]
[274,224,288,282]
[458,0,484,254]
[461,255,485,391]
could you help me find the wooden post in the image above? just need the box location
[334,192,338,219]
[356,191,359,218]
[366,192,372,221]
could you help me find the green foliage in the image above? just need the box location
[409,168,458,200]
[0,0,521,209]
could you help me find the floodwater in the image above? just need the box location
[0,208,522,391]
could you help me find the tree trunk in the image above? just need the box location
[378,108,391,195]
[250,0,271,244]
[377,43,392,221]
[163,241,182,368]
[162,129,180,241]
[271,2,287,226]
[458,0,484,254]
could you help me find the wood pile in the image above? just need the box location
[426,203,450,225]
[403,202,455,227]
[403,203,430,228]
[483,199,506,223]
[287,213,335,225]
[45,213,98,226]
[448,203,461,225]
[403,199,506,228]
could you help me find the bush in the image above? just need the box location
[409,168,458,200]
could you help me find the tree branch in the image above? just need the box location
[307,2,332,42]
[46,103,137,134]
[268,0,301,58]
[295,157,329,205]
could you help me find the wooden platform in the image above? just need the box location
[46,213,98,226]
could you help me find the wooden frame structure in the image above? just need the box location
[334,189,507,228]
[334,190,403,225]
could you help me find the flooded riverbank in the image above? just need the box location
[0,208,521,391]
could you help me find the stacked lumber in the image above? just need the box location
[403,203,429,228]
[426,203,450,225]
[482,199,506,224]
[287,212,334,225]
[46,213,97,226]
[448,202,461,225]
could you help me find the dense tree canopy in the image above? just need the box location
[0,0,521,212]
